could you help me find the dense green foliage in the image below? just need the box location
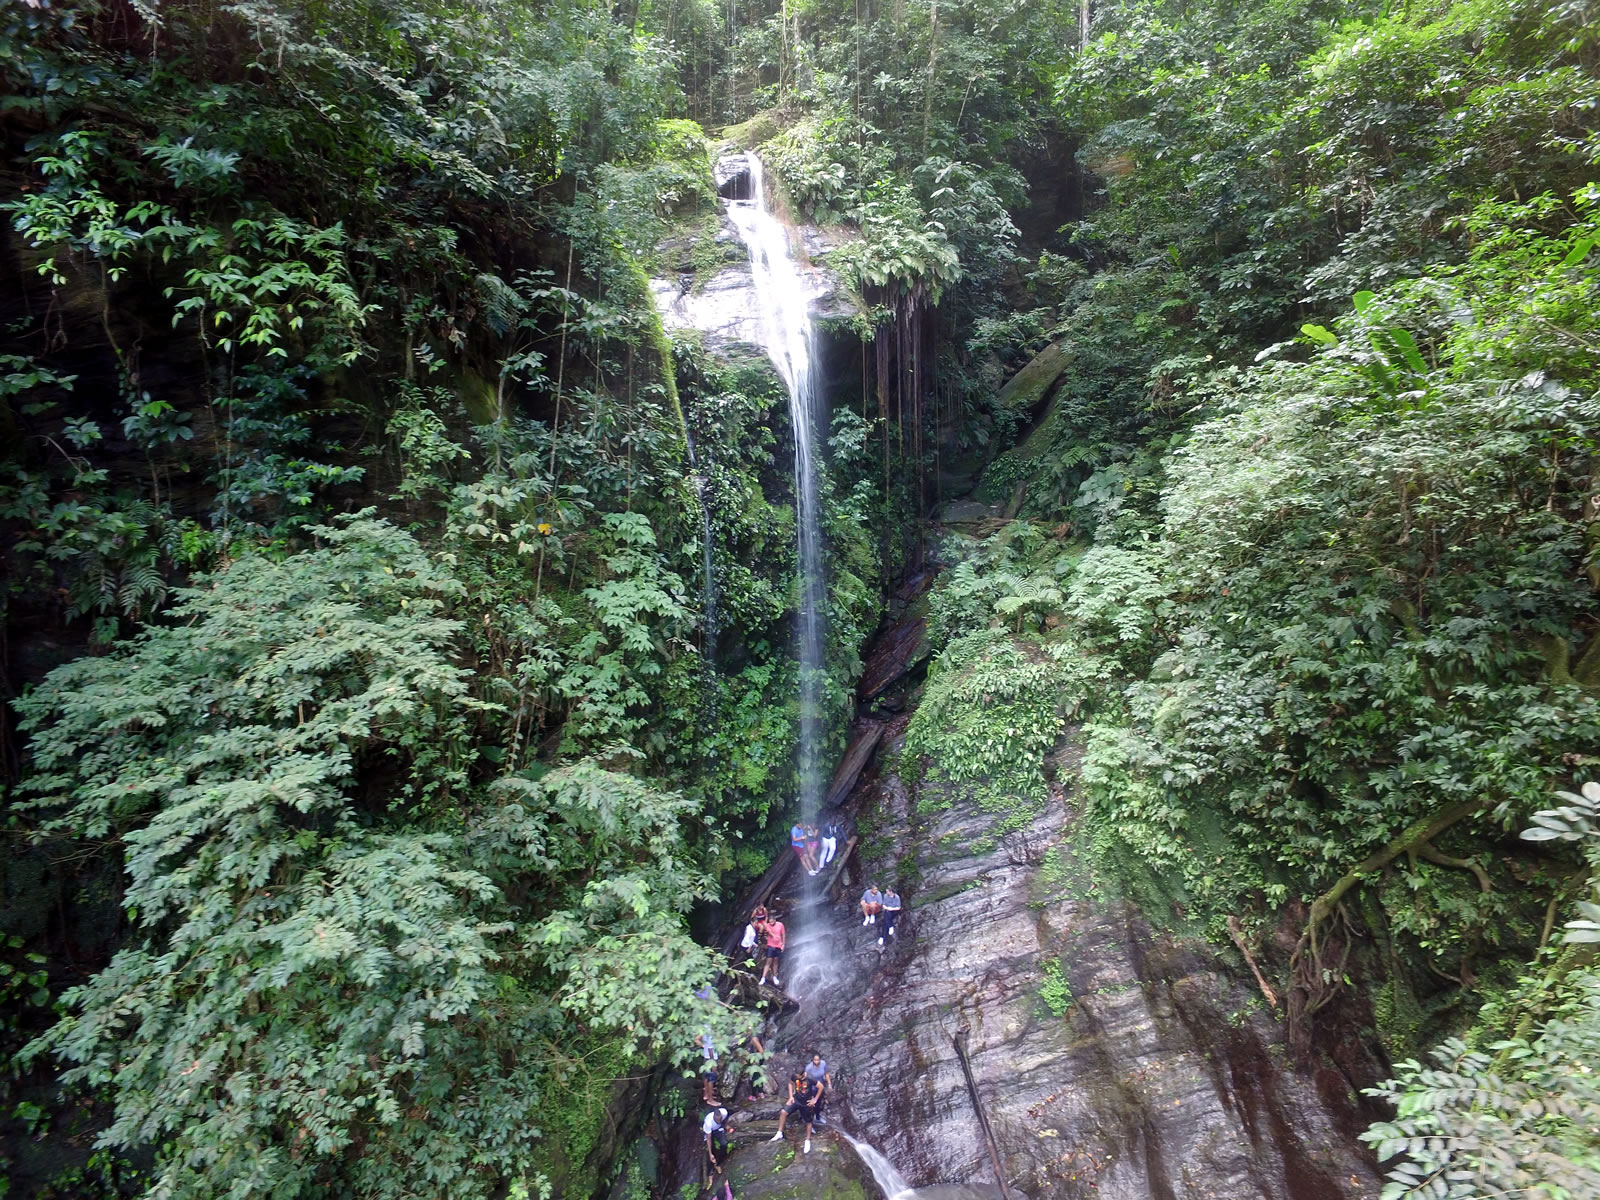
[875,1,1600,1193]
[6,0,1600,1194]
[17,517,741,1198]
[0,0,886,1193]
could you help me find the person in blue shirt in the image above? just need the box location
[803,1052,832,1127]
[860,884,882,926]
[791,822,818,874]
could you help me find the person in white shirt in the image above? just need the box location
[703,1106,731,1179]
[819,816,840,868]
[740,907,768,968]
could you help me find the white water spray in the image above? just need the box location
[724,153,826,819]
[838,1130,913,1200]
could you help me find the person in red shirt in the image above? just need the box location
[759,913,786,989]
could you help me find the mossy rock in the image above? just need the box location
[995,338,1070,413]
[723,1136,869,1200]
[719,110,784,151]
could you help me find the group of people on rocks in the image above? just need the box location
[789,813,846,875]
[703,1049,834,1191]
[698,807,909,1193]
[739,906,786,988]
[858,882,903,947]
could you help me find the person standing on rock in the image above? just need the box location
[791,822,817,875]
[740,907,768,970]
[860,883,882,926]
[819,815,840,868]
[758,912,785,989]
[769,1068,822,1153]
[879,886,903,946]
[740,1028,769,1101]
[804,824,822,876]
[695,1032,719,1104]
[803,1052,832,1127]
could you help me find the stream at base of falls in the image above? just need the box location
[839,1131,1004,1200]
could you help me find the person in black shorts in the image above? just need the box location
[703,1105,733,1199]
[768,1069,821,1153]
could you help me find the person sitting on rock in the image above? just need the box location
[879,886,903,946]
[768,1069,822,1154]
[860,884,882,926]
[758,913,785,989]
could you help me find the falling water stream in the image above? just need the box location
[711,155,1027,1200]
[839,1131,912,1199]
[724,153,827,821]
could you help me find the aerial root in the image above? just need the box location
[1287,797,1488,1048]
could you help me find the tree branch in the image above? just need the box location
[1226,915,1280,1011]
[1416,840,1491,893]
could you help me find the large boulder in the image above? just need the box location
[723,1130,873,1200]
[994,339,1070,415]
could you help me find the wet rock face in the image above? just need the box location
[766,736,1383,1200]
[650,153,856,364]
[649,226,769,366]
[856,616,929,703]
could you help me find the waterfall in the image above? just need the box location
[725,152,826,818]
[837,1131,912,1200]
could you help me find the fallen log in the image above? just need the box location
[825,722,885,807]
[952,1026,1013,1200]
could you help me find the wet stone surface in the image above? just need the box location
[721,1132,871,1200]
[737,730,1383,1200]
